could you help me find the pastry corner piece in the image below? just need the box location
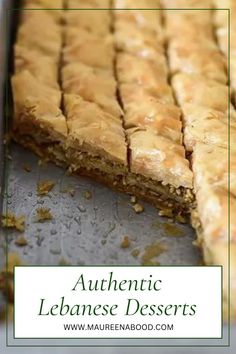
[11,71,68,148]
[191,143,236,319]
[64,93,128,181]
[126,129,194,216]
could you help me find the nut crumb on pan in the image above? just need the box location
[14,235,28,247]
[1,213,25,232]
[83,191,92,200]
[120,235,131,249]
[38,158,49,167]
[22,164,32,172]
[161,223,184,237]
[132,203,144,214]
[37,180,55,196]
[61,187,76,197]
[141,242,166,266]
[130,195,137,204]
[175,214,187,224]
[36,207,53,222]
[131,249,140,258]
[158,209,173,218]
[58,257,70,266]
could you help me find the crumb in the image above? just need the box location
[161,223,184,237]
[61,187,76,197]
[141,242,166,266]
[22,164,31,172]
[38,158,48,167]
[66,167,73,176]
[167,218,174,223]
[131,249,140,258]
[37,180,55,196]
[36,207,53,222]
[6,154,12,161]
[158,209,173,218]
[68,188,76,197]
[2,213,25,232]
[58,257,70,266]
[61,188,76,197]
[120,235,131,249]
[83,191,92,200]
[175,214,187,224]
[130,196,137,204]
[14,235,28,247]
[132,203,144,214]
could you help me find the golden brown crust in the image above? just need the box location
[64,11,111,35]
[62,62,122,117]
[115,0,162,32]
[14,45,59,89]
[128,129,193,189]
[114,19,164,59]
[11,71,67,139]
[168,37,227,83]
[181,104,236,152]
[64,94,127,165]
[63,27,114,69]
[17,11,62,60]
[172,73,229,112]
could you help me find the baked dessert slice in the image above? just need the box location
[172,73,230,112]
[181,104,236,152]
[63,27,114,70]
[117,53,168,86]
[64,94,128,181]
[114,19,164,60]
[161,0,212,7]
[113,3,194,214]
[65,0,111,36]
[162,5,213,41]
[214,0,236,104]
[16,11,62,61]
[14,45,60,89]
[168,37,227,83]
[191,143,236,319]
[62,62,122,117]
[20,0,64,22]
[115,0,163,32]
[11,0,67,160]
[11,71,68,163]
[123,101,182,144]
[68,0,110,7]
[126,129,194,214]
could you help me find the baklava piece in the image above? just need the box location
[192,143,236,319]
[172,73,229,112]
[181,104,236,152]
[12,1,67,160]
